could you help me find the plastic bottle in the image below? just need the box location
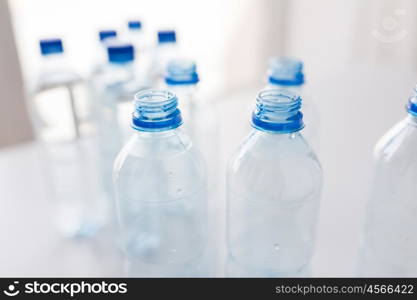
[92,41,142,203]
[226,89,323,277]
[92,30,118,75]
[125,20,151,90]
[357,86,417,277]
[127,20,145,51]
[113,89,209,277]
[31,38,103,238]
[266,57,320,152]
[164,59,217,169]
[164,59,220,274]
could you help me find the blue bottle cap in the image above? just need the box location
[39,38,63,56]
[132,89,183,132]
[128,20,142,30]
[99,30,117,42]
[158,30,176,43]
[268,57,305,86]
[252,89,304,133]
[107,42,134,63]
[165,59,199,85]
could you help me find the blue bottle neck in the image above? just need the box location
[252,89,304,134]
[132,89,183,132]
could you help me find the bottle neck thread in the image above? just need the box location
[252,89,304,133]
[267,57,304,86]
[132,89,182,132]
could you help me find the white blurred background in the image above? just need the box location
[1,0,417,276]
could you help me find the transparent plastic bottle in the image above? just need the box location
[164,59,218,178]
[357,86,417,277]
[226,89,323,277]
[92,41,144,203]
[125,20,151,90]
[265,57,320,152]
[113,89,208,277]
[31,38,103,238]
[148,30,178,87]
[165,59,220,274]
[91,30,118,76]
[126,20,145,51]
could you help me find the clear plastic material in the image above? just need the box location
[91,60,142,204]
[226,90,322,277]
[265,58,320,153]
[148,41,178,87]
[164,60,218,191]
[32,51,103,238]
[113,90,209,277]
[357,108,417,276]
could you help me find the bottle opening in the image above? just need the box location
[132,89,182,132]
[268,57,304,86]
[165,58,199,85]
[252,89,304,133]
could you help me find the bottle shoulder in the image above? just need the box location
[113,129,206,194]
[228,130,322,179]
[231,130,319,162]
[227,131,322,203]
[114,129,205,176]
[374,116,417,163]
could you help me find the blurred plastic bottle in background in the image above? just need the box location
[126,20,145,51]
[125,20,151,89]
[357,86,417,277]
[31,38,104,238]
[165,59,221,274]
[266,57,320,152]
[164,59,217,173]
[148,30,178,86]
[113,89,209,277]
[92,41,147,205]
[91,30,117,76]
[226,89,322,277]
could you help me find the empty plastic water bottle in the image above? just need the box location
[165,59,221,274]
[266,57,320,152]
[164,59,217,171]
[357,86,417,277]
[125,20,151,89]
[92,30,118,75]
[32,38,103,238]
[127,20,145,51]
[113,89,209,277]
[92,41,145,203]
[226,89,323,277]
[148,30,178,86]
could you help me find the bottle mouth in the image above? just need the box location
[165,58,199,85]
[252,89,304,133]
[132,89,182,131]
[267,57,304,86]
